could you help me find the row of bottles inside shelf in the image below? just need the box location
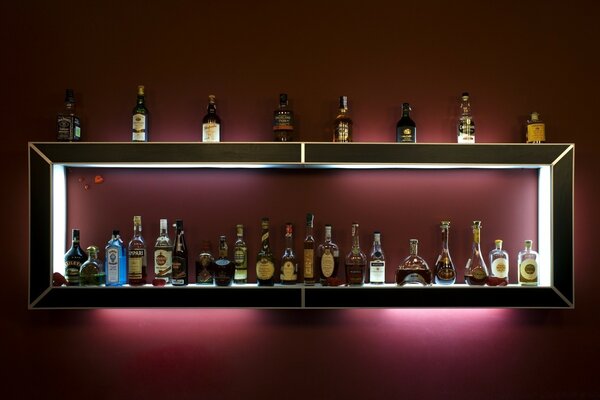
[57,88,547,144]
[58,215,540,288]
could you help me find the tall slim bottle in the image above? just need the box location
[345,223,367,286]
[457,92,475,143]
[256,218,275,286]
[153,219,173,284]
[64,228,86,286]
[280,223,298,284]
[518,240,539,286]
[303,213,316,286]
[57,89,81,142]
[233,224,248,284]
[171,219,188,286]
[317,224,340,285]
[132,85,149,142]
[214,236,235,286]
[396,103,416,142]
[369,232,385,284]
[273,93,294,141]
[334,96,353,142]
[202,95,221,142]
[106,230,127,286]
[128,216,147,286]
[434,221,456,285]
[464,221,488,285]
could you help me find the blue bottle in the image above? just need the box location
[105,230,127,286]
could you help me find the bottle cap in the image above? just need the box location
[462,92,469,98]
[208,94,216,103]
[112,229,120,236]
[133,216,141,224]
[279,93,288,103]
[175,219,183,229]
[65,89,75,102]
[524,240,533,247]
[137,85,145,95]
[159,219,167,230]
[402,102,411,109]
[87,246,99,256]
[441,220,450,227]
[339,96,348,109]
[495,239,503,246]
[530,112,539,121]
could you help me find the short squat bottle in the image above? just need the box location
[434,221,456,285]
[345,223,367,286]
[57,89,81,142]
[273,93,294,142]
[518,240,539,286]
[64,228,86,286]
[333,96,353,142]
[488,239,509,286]
[369,232,385,284]
[202,95,221,142]
[396,103,416,143]
[457,92,475,143]
[526,112,546,143]
[396,239,432,286]
[214,236,235,286]
[464,221,489,285]
[132,85,149,142]
[80,246,105,286]
[105,230,127,286]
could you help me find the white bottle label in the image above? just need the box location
[369,260,385,283]
[202,122,220,142]
[132,114,146,141]
[154,249,173,278]
[491,258,508,278]
[106,248,120,283]
[281,261,297,281]
[520,259,538,281]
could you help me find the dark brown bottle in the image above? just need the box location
[434,221,456,285]
[171,219,188,286]
[280,223,298,285]
[256,218,275,286]
[64,229,86,286]
[214,236,235,286]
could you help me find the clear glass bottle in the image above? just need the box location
[196,240,215,285]
[334,96,353,142]
[106,229,127,286]
[317,224,340,285]
[396,103,416,143]
[396,239,432,286]
[80,246,105,286]
[171,219,188,286]
[303,213,316,286]
[488,239,509,286]
[369,231,385,284]
[464,221,489,285]
[518,240,539,286]
[233,224,248,284]
[64,228,86,286]
[526,112,546,143]
[273,93,294,142]
[57,89,81,142]
[128,215,147,286]
[214,236,235,286]
[434,221,456,285]
[132,85,149,142]
[256,217,275,286]
[202,94,221,142]
[280,223,298,285]
[153,219,173,284]
[457,92,475,143]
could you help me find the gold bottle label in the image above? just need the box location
[491,258,508,278]
[519,259,538,281]
[303,249,314,278]
[527,123,545,142]
[281,261,297,281]
[256,258,275,280]
[129,257,143,279]
[321,251,334,277]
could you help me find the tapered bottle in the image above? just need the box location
[396,239,432,286]
[303,213,316,286]
[317,224,340,285]
[132,85,149,142]
[334,96,352,142]
[518,240,539,286]
[396,103,416,142]
[233,224,248,284]
[369,232,385,284]
[106,230,127,286]
[80,246,105,286]
[214,236,235,286]
[196,241,215,285]
[128,216,147,285]
[153,219,173,284]
[273,93,294,141]
[280,223,298,284]
[345,223,367,285]
[464,221,488,285]
[171,219,188,286]
[57,89,81,142]
[457,92,475,143]
[202,95,221,142]
[488,239,509,286]
[256,218,275,286]
[434,221,456,285]
[64,228,86,286]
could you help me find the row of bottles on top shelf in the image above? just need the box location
[56,214,540,288]
[57,88,547,144]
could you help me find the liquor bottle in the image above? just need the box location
[345,223,367,285]
[434,221,456,285]
[105,230,127,286]
[334,96,353,142]
[303,213,316,286]
[80,246,105,286]
[132,85,149,142]
[396,239,432,286]
[153,219,173,284]
[396,103,416,143]
[488,239,509,285]
[171,219,188,286]
[464,221,489,285]
[518,240,539,285]
[214,236,235,286]
[457,92,475,143]
[526,112,546,143]
[369,231,385,284]
[317,224,340,285]
[273,93,294,142]
[196,240,215,285]
[202,95,221,142]
[64,228,86,286]
[128,215,147,286]
[280,223,298,285]
[256,218,275,286]
[233,224,248,284]
[57,89,81,142]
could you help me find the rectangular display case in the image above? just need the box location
[28,142,574,309]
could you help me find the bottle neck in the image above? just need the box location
[409,241,419,256]
[441,227,449,251]
[133,223,142,237]
[351,224,360,252]
[137,95,145,105]
[324,226,332,242]
[219,239,228,258]
[261,223,270,249]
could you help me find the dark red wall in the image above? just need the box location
[2,1,599,398]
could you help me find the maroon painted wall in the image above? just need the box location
[2,1,599,398]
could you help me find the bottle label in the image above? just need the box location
[527,123,545,143]
[321,251,335,277]
[106,248,120,283]
[369,260,385,283]
[472,266,487,280]
[273,114,293,131]
[399,127,416,143]
[491,258,508,278]
[172,257,187,281]
[335,122,350,142]
[519,259,538,281]
[202,122,220,142]
[128,255,143,279]
[281,261,297,281]
[234,267,247,281]
[436,267,456,281]
[57,116,73,140]
[256,258,275,280]
[132,114,146,141]
[234,248,247,266]
[73,117,81,139]
[154,249,173,278]
[458,119,475,143]
[65,260,82,285]
[303,249,314,279]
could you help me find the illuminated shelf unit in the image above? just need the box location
[28,142,574,309]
